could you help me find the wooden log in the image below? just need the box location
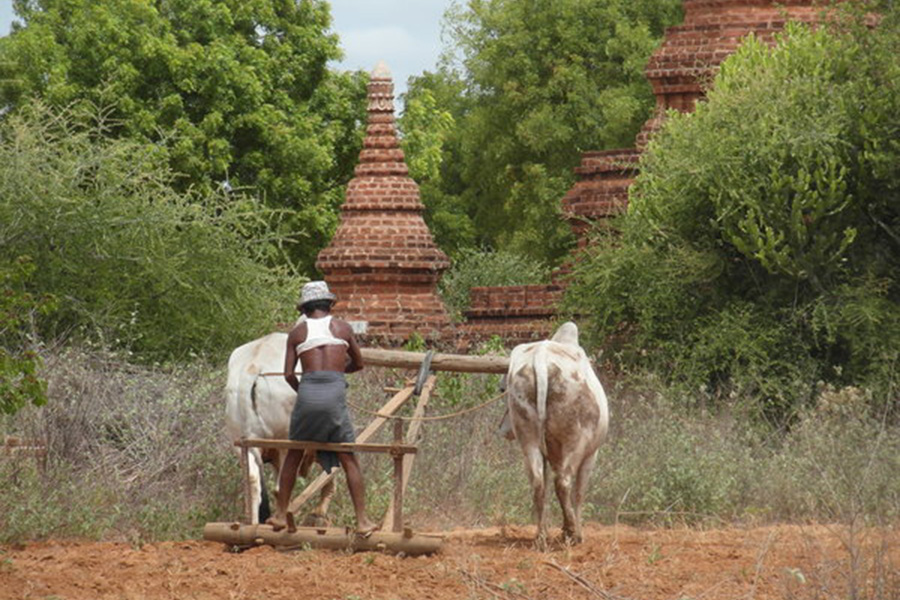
[361,348,509,374]
[203,522,443,556]
[1,437,48,473]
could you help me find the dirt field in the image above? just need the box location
[3,522,898,600]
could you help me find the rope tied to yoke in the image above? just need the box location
[345,389,508,422]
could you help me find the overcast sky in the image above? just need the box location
[0,0,453,101]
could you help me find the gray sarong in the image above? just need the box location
[289,371,355,474]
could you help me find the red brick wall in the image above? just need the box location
[460,285,564,348]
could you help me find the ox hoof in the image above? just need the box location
[561,529,583,546]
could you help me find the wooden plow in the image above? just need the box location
[204,347,509,556]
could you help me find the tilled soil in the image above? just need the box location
[3,523,897,599]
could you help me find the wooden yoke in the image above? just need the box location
[361,348,509,374]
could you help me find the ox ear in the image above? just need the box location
[550,321,579,346]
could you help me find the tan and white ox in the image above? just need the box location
[225,332,334,525]
[502,321,609,548]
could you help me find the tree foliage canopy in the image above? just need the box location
[401,0,682,264]
[0,102,297,366]
[564,16,900,420]
[0,0,367,272]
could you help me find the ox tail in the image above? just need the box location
[250,374,260,414]
[534,342,550,456]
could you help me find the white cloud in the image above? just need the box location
[329,0,451,101]
[0,0,453,101]
[337,25,435,93]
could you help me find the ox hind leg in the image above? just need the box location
[553,461,580,544]
[522,446,551,550]
[243,449,267,525]
[570,451,598,544]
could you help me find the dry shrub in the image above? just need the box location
[0,345,240,544]
[1,343,897,561]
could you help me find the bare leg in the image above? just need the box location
[337,452,377,534]
[268,448,303,531]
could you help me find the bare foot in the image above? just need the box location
[356,520,380,538]
[285,511,298,533]
[265,515,287,532]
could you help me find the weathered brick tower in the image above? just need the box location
[316,62,451,343]
[465,0,831,345]
[562,0,826,231]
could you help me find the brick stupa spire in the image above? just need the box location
[316,62,451,343]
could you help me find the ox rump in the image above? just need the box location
[504,321,609,549]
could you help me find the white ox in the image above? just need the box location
[225,332,334,524]
[503,321,609,548]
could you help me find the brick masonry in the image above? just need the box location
[466,0,829,346]
[462,285,565,348]
[316,63,452,345]
[564,0,826,230]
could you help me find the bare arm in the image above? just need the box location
[334,319,364,373]
[284,324,306,391]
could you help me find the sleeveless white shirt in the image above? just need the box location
[295,315,349,355]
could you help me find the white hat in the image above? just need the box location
[298,280,337,309]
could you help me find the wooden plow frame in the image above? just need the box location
[204,348,509,556]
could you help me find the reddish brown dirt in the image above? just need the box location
[2,523,897,600]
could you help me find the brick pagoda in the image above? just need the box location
[563,0,826,230]
[316,62,451,343]
[466,0,831,345]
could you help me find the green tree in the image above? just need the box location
[0,101,297,361]
[399,73,477,257]
[405,0,682,264]
[0,0,367,273]
[0,257,56,415]
[564,16,900,420]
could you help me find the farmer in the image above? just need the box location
[267,280,377,535]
